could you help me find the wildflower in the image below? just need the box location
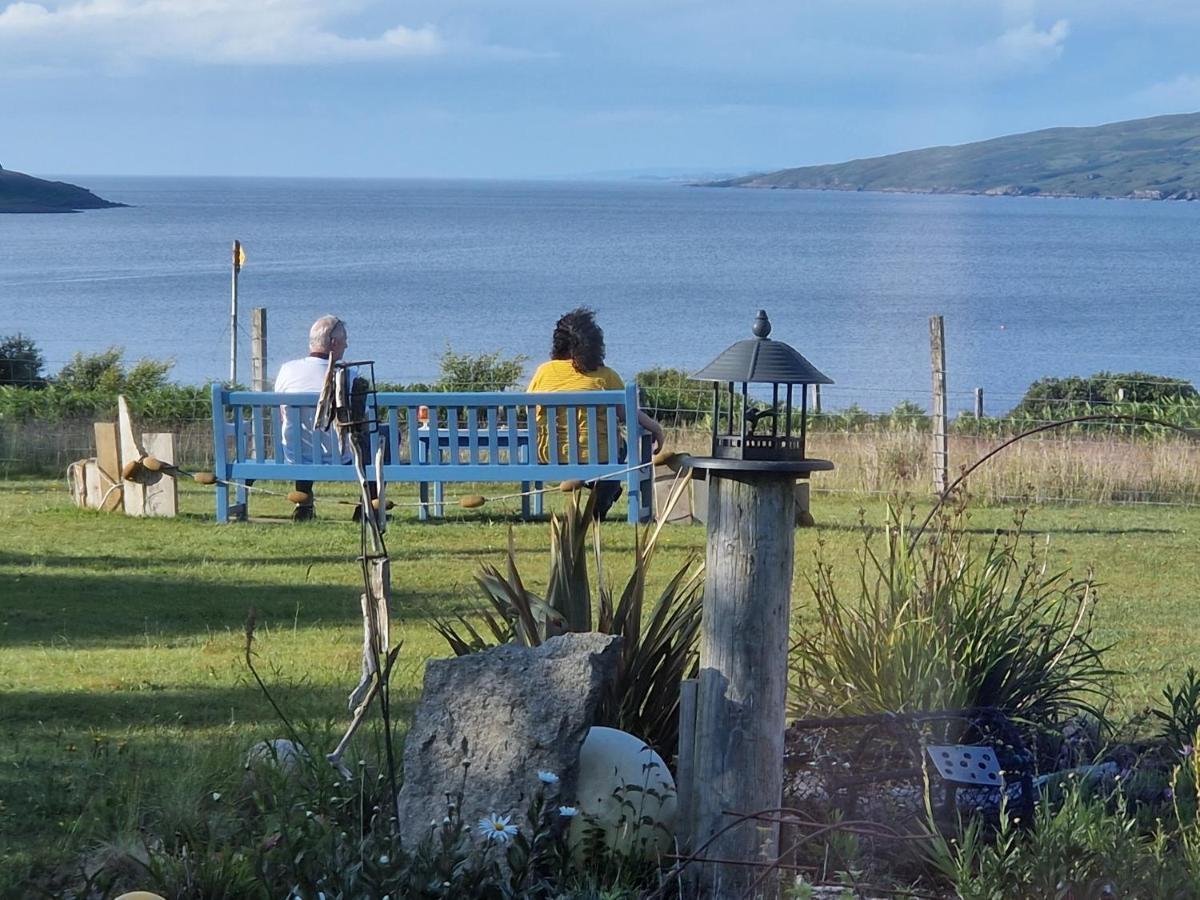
[379,854,389,865]
[478,813,519,843]
[537,770,559,784]
[211,792,221,801]
[1180,744,1194,758]
[558,806,578,818]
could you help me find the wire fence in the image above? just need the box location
[3,376,1197,507]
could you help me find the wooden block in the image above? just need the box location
[68,460,89,509]
[653,464,695,523]
[141,432,178,518]
[94,422,120,482]
[118,396,148,516]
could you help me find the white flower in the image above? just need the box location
[379,854,389,865]
[537,770,560,784]
[558,806,578,817]
[478,813,519,843]
[211,792,221,801]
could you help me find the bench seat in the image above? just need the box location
[210,384,653,523]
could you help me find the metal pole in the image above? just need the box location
[230,240,240,384]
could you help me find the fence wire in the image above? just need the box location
[3,376,1197,508]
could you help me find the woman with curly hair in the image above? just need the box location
[528,307,664,520]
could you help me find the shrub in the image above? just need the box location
[0,334,45,387]
[1009,371,1197,420]
[634,367,711,427]
[790,505,1113,731]
[54,346,174,393]
[436,347,527,392]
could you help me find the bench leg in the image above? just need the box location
[236,481,249,519]
[434,481,444,517]
[215,480,229,523]
[419,481,429,522]
[521,482,531,520]
[534,482,544,517]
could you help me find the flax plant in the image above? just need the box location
[790,505,1114,730]
[433,479,703,760]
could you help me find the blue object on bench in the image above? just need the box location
[210,384,654,524]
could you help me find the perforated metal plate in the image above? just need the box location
[927,745,1002,787]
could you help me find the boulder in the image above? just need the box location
[397,633,621,851]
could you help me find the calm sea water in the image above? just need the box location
[2,177,1197,414]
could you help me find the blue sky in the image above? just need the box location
[2,0,1198,178]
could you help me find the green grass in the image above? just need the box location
[1,476,1197,894]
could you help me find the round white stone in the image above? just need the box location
[567,726,677,861]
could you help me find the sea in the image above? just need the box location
[2,177,1197,415]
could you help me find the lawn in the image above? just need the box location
[1,476,1197,894]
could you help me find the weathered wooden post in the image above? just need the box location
[251,307,268,392]
[930,315,948,495]
[682,310,834,897]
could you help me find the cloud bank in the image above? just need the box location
[0,0,533,69]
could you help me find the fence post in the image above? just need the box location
[930,315,948,495]
[811,382,822,415]
[251,308,268,392]
[974,387,984,420]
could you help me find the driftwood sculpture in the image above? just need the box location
[310,361,401,811]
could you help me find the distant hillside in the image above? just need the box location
[712,113,1200,200]
[0,166,125,213]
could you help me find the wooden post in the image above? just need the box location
[251,307,268,392]
[974,387,984,420]
[811,382,822,415]
[692,471,795,897]
[930,315,948,495]
[676,678,698,852]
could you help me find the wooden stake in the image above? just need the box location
[930,315,948,495]
[251,307,268,392]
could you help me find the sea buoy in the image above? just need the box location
[287,490,313,504]
[141,455,166,472]
[460,494,487,509]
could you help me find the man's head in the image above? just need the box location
[309,315,348,361]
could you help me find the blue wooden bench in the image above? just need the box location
[210,384,654,524]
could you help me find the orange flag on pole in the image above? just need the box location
[233,240,246,273]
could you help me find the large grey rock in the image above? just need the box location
[397,632,621,851]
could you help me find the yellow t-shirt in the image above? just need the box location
[527,360,624,464]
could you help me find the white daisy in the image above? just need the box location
[478,813,519,843]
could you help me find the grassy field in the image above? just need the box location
[1,476,1198,894]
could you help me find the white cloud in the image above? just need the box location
[1132,74,1200,114]
[0,0,539,70]
[987,18,1069,69]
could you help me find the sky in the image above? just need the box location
[2,0,1199,179]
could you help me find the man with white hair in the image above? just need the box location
[274,315,352,521]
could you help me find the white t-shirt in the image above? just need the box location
[274,355,352,464]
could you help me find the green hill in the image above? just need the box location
[0,166,125,213]
[713,113,1200,200]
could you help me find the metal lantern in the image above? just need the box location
[690,309,834,472]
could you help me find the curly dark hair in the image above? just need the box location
[551,307,606,373]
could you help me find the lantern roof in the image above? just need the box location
[691,310,834,386]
